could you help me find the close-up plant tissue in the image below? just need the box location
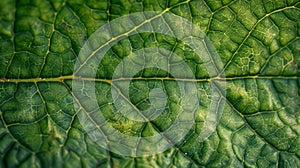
[0,0,299,167]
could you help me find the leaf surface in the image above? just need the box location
[0,0,299,167]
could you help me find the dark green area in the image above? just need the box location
[0,0,299,167]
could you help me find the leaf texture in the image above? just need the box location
[0,0,299,167]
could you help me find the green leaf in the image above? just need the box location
[0,0,299,167]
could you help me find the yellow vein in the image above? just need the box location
[0,75,299,83]
[74,0,191,74]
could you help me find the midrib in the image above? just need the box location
[0,75,298,84]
